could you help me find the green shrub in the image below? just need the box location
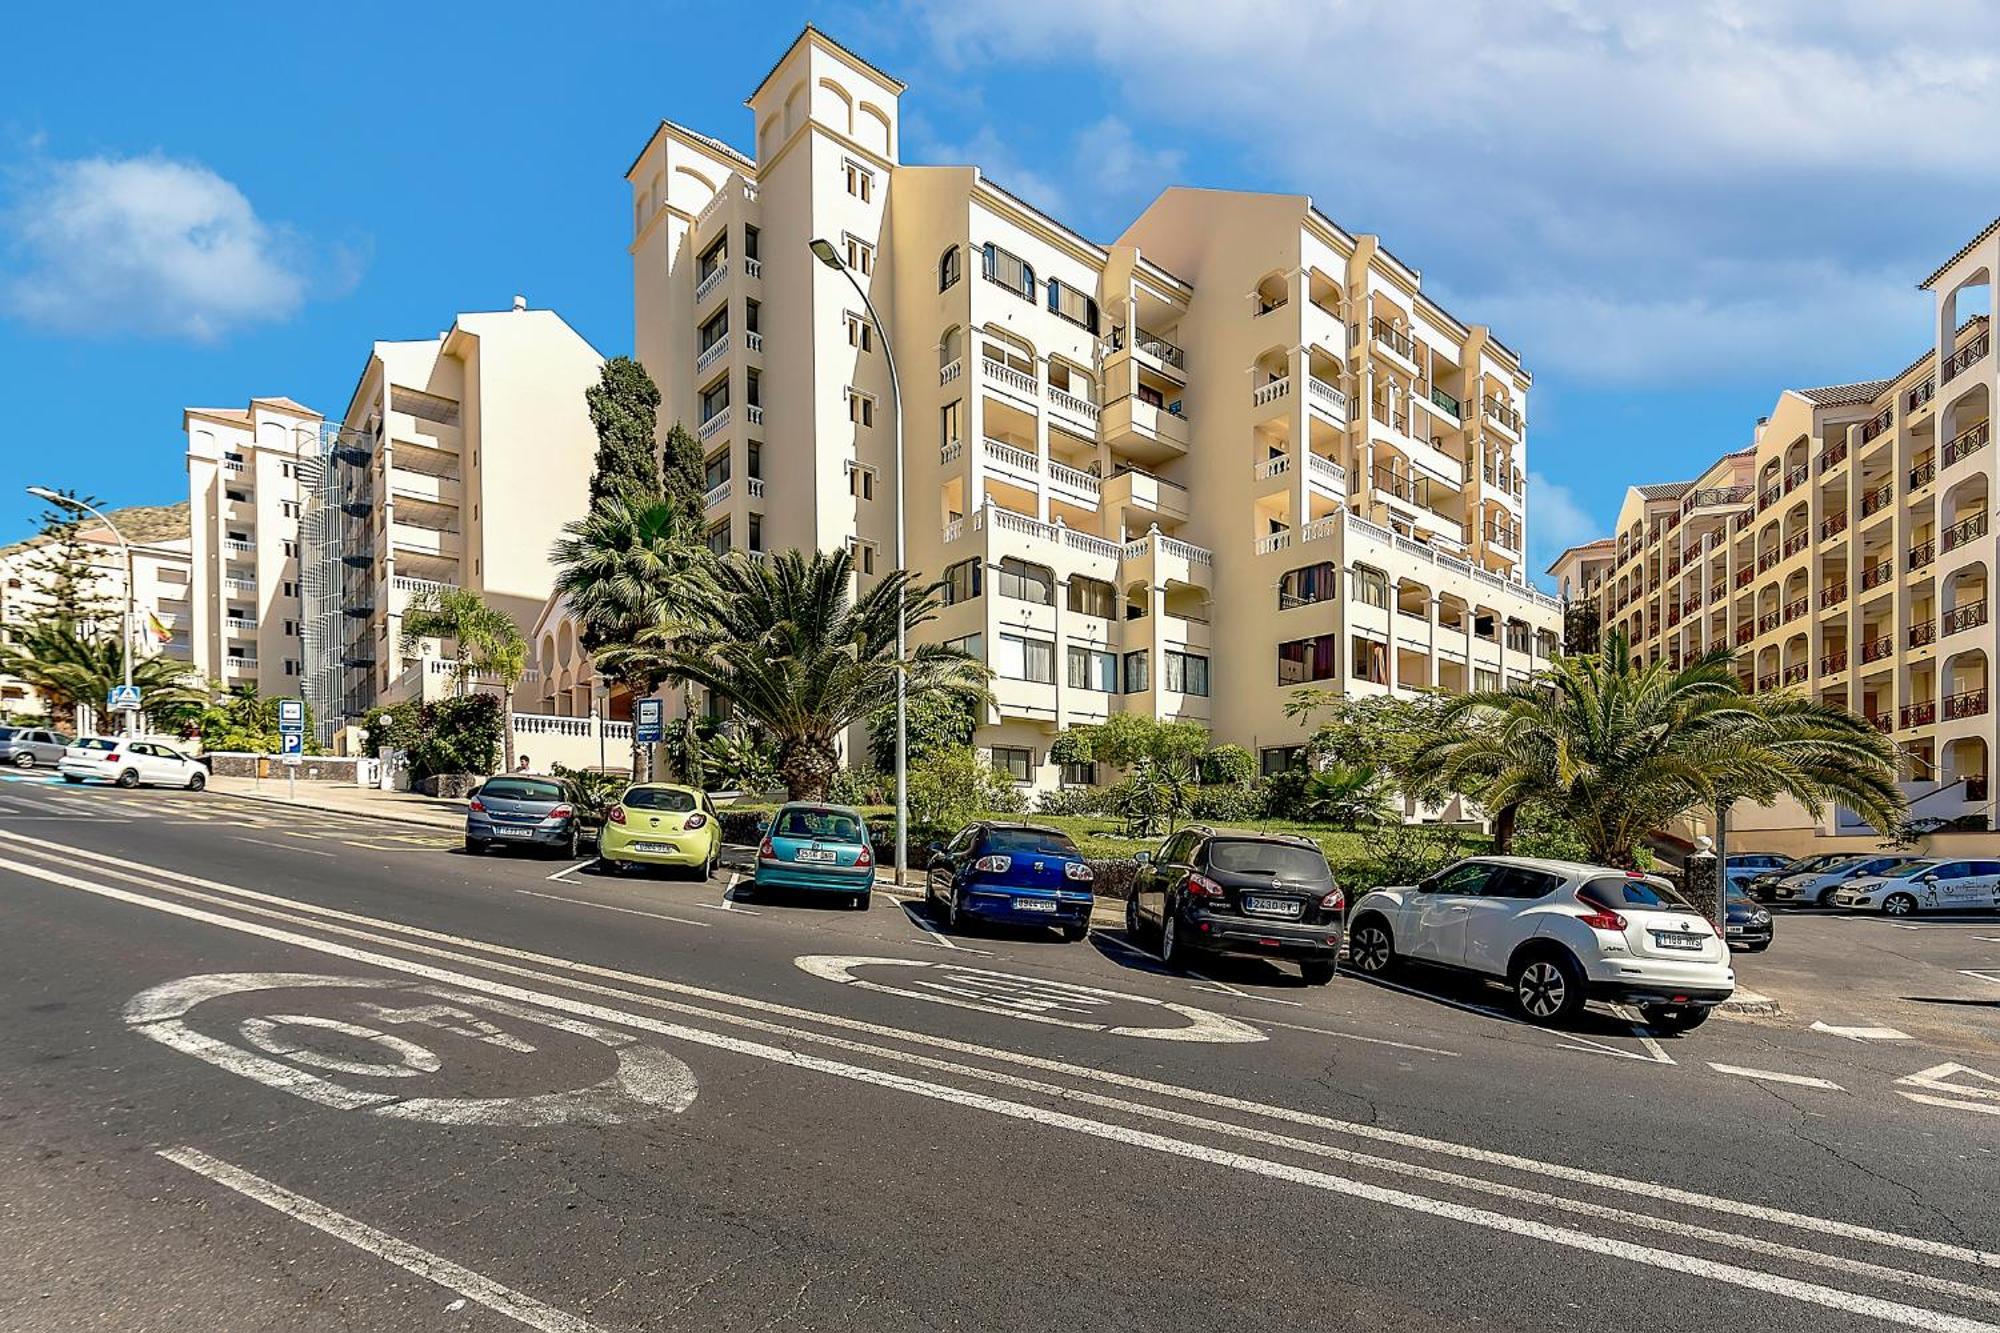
[908,746,1018,828]
[1109,756,1197,837]
[1035,786,1109,816]
[827,766,889,806]
[1187,782,1267,823]
[407,695,502,779]
[1198,743,1256,787]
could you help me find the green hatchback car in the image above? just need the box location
[598,783,723,879]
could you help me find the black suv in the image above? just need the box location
[1125,827,1344,984]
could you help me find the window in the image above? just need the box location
[847,389,875,427]
[705,450,730,490]
[1484,867,1563,900]
[994,557,1053,605]
[1474,669,1500,692]
[706,522,730,557]
[939,245,961,291]
[226,488,248,502]
[1045,278,1099,333]
[744,299,761,334]
[283,619,297,636]
[743,225,759,261]
[281,500,299,518]
[699,310,729,352]
[991,746,1035,783]
[849,539,877,575]
[1060,761,1098,787]
[1352,637,1387,684]
[996,632,1054,683]
[1124,650,1150,693]
[846,461,875,500]
[284,659,299,676]
[698,237,727,281]
[1353,565,1389,609]
[282,540,297,558]
[942,559,982,605]
[701,378,730,424]
[747,441,762,480]
[941,400,963,449]
[1066,645,1117,692]
[943,632,982,658]
[1279,562,1338,610]
[1206,840,1333,883]
[845,311,873,351]
[747,513,763,553]
[843,158,874,202]
[745,368,761,408]
[282,581,296,598]
[1431,861,1502,896]
[1260,745,1305,777]
[982,243,1035,300]
[1164,650,1209,697]
[280,462,294,479]
[1066,576,1116,620]
[1278,633,1340,684]
[842,234,874,275]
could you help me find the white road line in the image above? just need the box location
[1963,970,2000,986]
[10,830,1999,1276]
[513,889,711,929]
[13,870,1992,1329]
[158,1147,602,1333]
[1899,1092,2000,1118]
[235,836,336,859]
[695,900,762,916]
[544,859,594,883]
[1810,1022,1911,1042]
[901,901,961,950]
[1708,1063,1845,1091]
[1253,1017,1460,1057]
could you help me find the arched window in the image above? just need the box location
[939,245,961,292]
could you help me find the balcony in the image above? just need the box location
[1820,440,1849,472]
[694,261,728,306]
[1861,559,1896,591]
[1820,649,1848,673]
[747,477,765,500]
[1902,700,1937,729]
[1782,663,1808,686]
[1859,635,1894,664]
[225,615,257,633]
[1819,583,1848,609]
[1910,619,1938,649]
[1783,597,1808,623]
[1736,568,1756,588]
[1942,419,1991,469]
[1945,600,1989,637]
[1908,377,1936,414]
[1943,511,1989,553]
[1369,318,1417,370]
[696,335,729,374]
[705,479,731,509]
[224,576,257,595]
[224,656,259,673]
[698,406,731,443]
[1860,405,1894,444]
[223,538,255,556]
[1782,530,1811,559]
[1757,611,1781,634]
[1910,538,1937,571]
[1101,395,1191,460]
[389,471,462,507]
[940,357,963,386]
[1683,485,1754,515]
[1818,513,1848,542]
[1782,464,1809,495]
[1107,327,1186,382]
[1910,457,1938,490]
[1307,375,1349,425]
[1047,386,1100,431]
[1860,482,1895,518]
[389,521,461,560]
[1945,687,1989,722]
[1759,484,1781,511]
[1942,330,1990,384]
[1757,672,1778,692]
[982,357,1039,403]
[1254,375,1292,413]
[1102,467,1191,525]
[1482,395,1523,439]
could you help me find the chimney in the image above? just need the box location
[512,294,527,312]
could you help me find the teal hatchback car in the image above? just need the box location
[750,803,875,909]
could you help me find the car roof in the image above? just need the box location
[775,801,864,816]
[627,782,701,793]
[1183,825,1320,846]
[1460,854,1619,877]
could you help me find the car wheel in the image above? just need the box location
[1510,950,1585,1025]
[62,775,84,784]
[115,769,140,789]
[1061,920,1088,943]
[464,836,486,855]
[946,885,967,933]
[1640,1004,1711,1034]
[1124,892,1145,940]
[1345,916,1396,977]
[186,770,206,792]
[600,857,625,876]
[851,890,871,911]
[1815,886,1839,907]
[1300,960,1337,986]
[14,752,34,768]
[1158,910,1186,968]
[1746,940,1770,952]
[1883,892,1918,917]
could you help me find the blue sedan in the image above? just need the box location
[924,822,1096,941]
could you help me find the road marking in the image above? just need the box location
[544,859,593,883]
[158,1147,606,1333]
[1611,1007,1679,1066]
[10,830,1999,1276]
[235,836,336,859]
[1897,1063,2000,1103]
[1900,1092,2000,1117]
[1708,1063,1844,1091]
[1810,1022,1911,1042]
[1963,970,2000,986]
[900,900,962,950]
[513,889,710,929]
[1252,1017,1459,1057]
[700,872,762,913]
[1187,970,1308,1008]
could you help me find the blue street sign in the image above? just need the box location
[107,684,143,712]
[634,698,664,743]
[278,699,306,733]
[280,731,304,755]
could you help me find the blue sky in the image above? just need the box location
[4,1,1997,585]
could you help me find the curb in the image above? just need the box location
[209,784,466,835]
[1719,988,1784,1017]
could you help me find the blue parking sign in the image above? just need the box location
[107,684,143,712]
[278,699,305,733]
[635,698,664,743]
[280,731,304,755]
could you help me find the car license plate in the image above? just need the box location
[495,827,534,839]
[1013,898,1057,912]
[1653,930,1706,950]
[1725,925,1745,936]
[794,849,836,863]
[1244,895,1303,918]
[632,842,675,854]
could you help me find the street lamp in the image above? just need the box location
[811,236,909,888]
[26,486,136,737]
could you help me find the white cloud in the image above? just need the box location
[1525,470,1603,590]
[913,0,2000,385]
[1,153,329,340]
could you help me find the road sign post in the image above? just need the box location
[635,699,664,779]
[278,701,306,800]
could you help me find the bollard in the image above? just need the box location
[1685,835,1722,928]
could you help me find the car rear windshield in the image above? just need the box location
[982,828,1080,857]
[1205,839,1333,882]
[0,728,15,741]
[73,737,117,751]
[479,778,565,802]
[625,788,698,813]
[1580,875,1694,911]
[776,809,865,843]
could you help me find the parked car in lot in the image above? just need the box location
[926,822,1095,940]
[1126,827,1343,984]
[1724,889,1774,951]
[0,726,71,768]
[599,782,722,879]
[1741,853,1849,903]
[464,774,584,858]
[1831,858,2000,916]
[59,737,207,789]
[1771,854,1925,906]
[751,802,874,908]
[1345,857,1733,1031]
[1723,852,1791,892]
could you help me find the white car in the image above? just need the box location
[1831,858,2000,916]
[1769,853,1924,906]
[59,737,209,790]
[1345,856,1734,1032]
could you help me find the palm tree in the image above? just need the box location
[550,498,710,778]
[0,622,206,731]
[664,547,989,801]
[1405,631,1903,867]
[399,587,529,771]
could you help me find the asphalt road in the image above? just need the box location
[2,775,1997,1332]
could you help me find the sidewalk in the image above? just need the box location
[206,774,467,832]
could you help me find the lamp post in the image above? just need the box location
[26,487,136,737]
[811,236,908,887]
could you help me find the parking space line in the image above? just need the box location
[1708,1063,1844,1091]
[234,836,335,859]
[1254,1016,1459,1057]
[159,1146,603,1333]
[1189,971,1306,1008]
[901,900,962,950]
[545,859,593,883]
[513,888,711,929]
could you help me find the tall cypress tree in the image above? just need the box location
[21,489,115,635]
[584,358,663,509]
[660,420,707,531]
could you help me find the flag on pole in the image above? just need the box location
[147,611,171,644]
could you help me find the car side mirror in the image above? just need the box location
[1921,873,1939,885]
[1133,851,1151,865]
[757,819,772,834]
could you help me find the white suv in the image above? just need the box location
[1345,856,1735,1032]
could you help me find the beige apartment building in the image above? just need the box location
[304,302,602,731]
[1551,222,1998,828]
[183,396,324,695]
[610,25,1560,788]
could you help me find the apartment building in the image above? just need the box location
[183,396,324,694]
[304,302,602,731]
[618,26,1561,787]
[1551,222,1997,812]
[0,502,194,717]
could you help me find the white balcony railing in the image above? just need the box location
[1255,455,1292,481]
[940,439,964,466]
[226,656,258,672]
[223,459,246,474]
[1306,454,1347,489]
[694,263,728,303]
[1048,387,1100,422]
[225,616,258,631]
[705,480,731,509]
[224,577,256,594]
[223,538,255,555]
[747,478,765,499]
[746,404,764,426]
[983,438,1038,474]
[982,359,1037,398]
[746,331,763,353]
[940,357,963,385]
[1253,376,1291,408]
[697,408,730,442]
[1048,461,1101,498]
[1307,376,1348,417]
[744,257,762,279]
[696,336,729,373]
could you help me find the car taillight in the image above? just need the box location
[759,837,776,858]
[1185,873,1225,899]
[855,844,874,867]
[1576,906,1627,931]
[550,805,573,821]
[1319,887,1345,913]
[467,797,484,813]
[973,854,1012,873]
[608,805,626,825]
[684,812,707,830]
[1064,861,1094,882]
[103,753,120,765]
